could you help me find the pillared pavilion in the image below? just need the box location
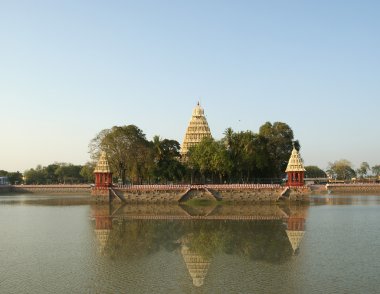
[94,151,113,188]
[180,102,212,156]
[285,144,306,186]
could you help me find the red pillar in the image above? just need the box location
[95,173,99,187]
[94,172,113,188]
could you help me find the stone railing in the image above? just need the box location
[206,184,281,190]
[115,184,281,191]
[12,185,91,194]
[326,183,380,193]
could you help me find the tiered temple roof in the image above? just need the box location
[94,151,111,173]
[181,244,211,287]
[286,230,305,254]
[285,145,306,172]
[95,229,111,254]
[180,102,212,156]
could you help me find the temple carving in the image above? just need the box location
[180,102,212,156]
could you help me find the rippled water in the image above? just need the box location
[0,194,380,293]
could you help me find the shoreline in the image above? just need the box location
[1,184,311,202]
[326,183,380,194]
[2,184,380,199]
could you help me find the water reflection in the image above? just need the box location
[312,194,380,205]
[92,203,308,288]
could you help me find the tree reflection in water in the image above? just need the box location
[92,203,308,287]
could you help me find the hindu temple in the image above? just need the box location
[180,102,212,156]
[285,144,306,186]
[94,151,113,188]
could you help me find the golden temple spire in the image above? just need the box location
[94,151,111,173]
[285,145,306,172]
[180,102,212,156]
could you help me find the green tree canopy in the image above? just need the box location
[372,165,380,177]
[80,162,96,183]
[90,125,148,184]
[305,166,327,178]
[0,170,23,184]
[88,121,300,184]
[327,160,356,180]
[188,137,232,183]
[259,122,298,177]
[24,163,85,184]
[152,136,184,183]
[7,172,23,185]
[356,162,370,178]
[185,121,299,183]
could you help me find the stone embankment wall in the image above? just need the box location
[115,189,186,203]
[11,185,91,194]
[327,184,380,193]
[112,184,310,203]
[287,187,311,201]
[1,184,310,202]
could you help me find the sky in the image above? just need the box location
[1,0,379,172]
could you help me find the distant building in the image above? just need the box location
[0,176,10,185]
[180,102,212,156]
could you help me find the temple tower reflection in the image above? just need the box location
[93,206,113,254]
[285,206,307,254]
[181,242,211,287]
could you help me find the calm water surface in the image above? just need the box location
[0,194,380,293]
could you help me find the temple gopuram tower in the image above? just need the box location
[94,151,113,188]
[285,144,306,187]
[180,102,212,156]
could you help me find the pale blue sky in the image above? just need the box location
[1,0,379,172]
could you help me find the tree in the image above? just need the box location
[372,165,380,177]
[188,137,217,182]
[259,122,298,178]
[45,164,60,184]
[24,165,47,184]
[7,172,23,185]
[304,166,327,178]
[356,162,370,178]
[80,162,96,183]
[24,163,85,184]
[327,160,356,180]
[55,164,83,184]
[211,140,232,183]
[90,125,151,184]
[152,136,184,183]
[187,138,233,183]
[0,170,23,184]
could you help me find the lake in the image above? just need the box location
[0,194,380,293]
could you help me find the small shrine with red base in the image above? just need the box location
[285,144,306,187]
[92,151,113,198]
